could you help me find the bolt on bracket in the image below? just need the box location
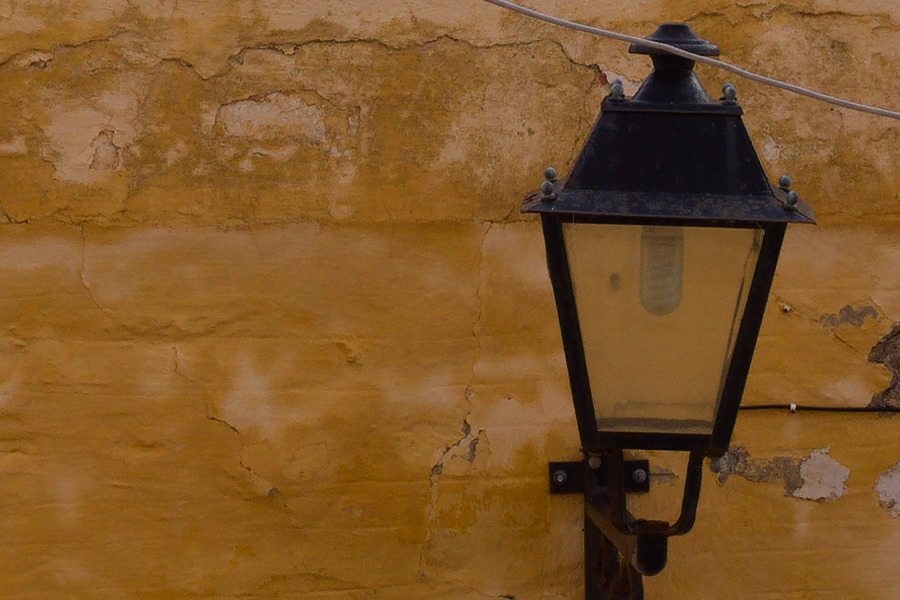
[548,460,651,495]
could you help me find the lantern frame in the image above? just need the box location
[525,23,816,594]
[524,23,814,460]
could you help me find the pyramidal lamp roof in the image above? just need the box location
[524,23,815,225]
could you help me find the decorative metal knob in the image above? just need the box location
[540,180,556,202]
[722,83,738,105]
[785,190,799,211]
[779,175,792,190]
[609,79,625,102]
[544,167,558,182]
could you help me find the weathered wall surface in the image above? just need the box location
[0,1,896,598]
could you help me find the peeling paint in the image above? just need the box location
[869,325,900,409]
[819,303,879,328]
[793,448,850,502]
[875,461,900,517]
[711,446,851,502]
[89,129,122,171]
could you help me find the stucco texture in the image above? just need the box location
[0,1,897,599]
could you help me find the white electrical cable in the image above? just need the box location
[479,0,900,120]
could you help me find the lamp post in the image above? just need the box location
[525,24,815,599]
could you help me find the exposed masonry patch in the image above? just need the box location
[868,325,900,409]
[215,92,326,142]
[711,446,850,501]
[710,446,803,494]
[875,461,900,517]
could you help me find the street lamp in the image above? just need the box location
[525,24,815,599]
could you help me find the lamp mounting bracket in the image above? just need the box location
[548,460,651,495]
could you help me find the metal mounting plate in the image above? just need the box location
[549,460,651,495]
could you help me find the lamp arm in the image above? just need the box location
[666,449,705,536]
[585,449,707,577]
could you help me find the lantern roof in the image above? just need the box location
[523,23,815,225]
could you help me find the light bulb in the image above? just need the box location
[640,226,683,315]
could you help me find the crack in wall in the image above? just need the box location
[196,376,284,505]
[146,35,603,85]
[204,404,284,504]
[78,225,111,316]
[419,418,486,580]
[172,345,195,384]
[0,28,129,70]
[0,199,15,223]
[766,6,898,25]
[174,344,283,499]
[174,343,289,510]
[468,222,491,409]
[205,409,241,437]
[649,467,677,486]
[223,35,602,78]
[415,223,493,580]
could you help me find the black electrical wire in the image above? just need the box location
[740,404,900,413]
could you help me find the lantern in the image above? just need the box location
[528,23,815,594]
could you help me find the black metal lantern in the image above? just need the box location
[528,24,815,598]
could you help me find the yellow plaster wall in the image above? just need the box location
[0,1,897,598]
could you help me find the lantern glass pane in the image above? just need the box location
[563,223,763,435]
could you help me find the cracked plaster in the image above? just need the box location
[0,6,895,225]
[0,2,898,600]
